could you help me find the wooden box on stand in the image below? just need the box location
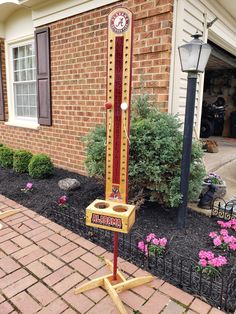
[86,199,136,233]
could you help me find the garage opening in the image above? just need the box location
[200,41,236,139]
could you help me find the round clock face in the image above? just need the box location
[110,11,130,34]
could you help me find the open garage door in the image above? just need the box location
[200,41,236,139]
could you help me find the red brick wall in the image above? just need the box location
[0,0,173,174]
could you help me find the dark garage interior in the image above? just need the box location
[201,41,236,138]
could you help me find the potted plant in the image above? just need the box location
[201,172,226,198]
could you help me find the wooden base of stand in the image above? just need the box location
[0,209,21,229]
[74,259,153,314]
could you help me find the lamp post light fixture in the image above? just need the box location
[177,33,212,229]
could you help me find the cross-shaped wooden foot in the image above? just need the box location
[74,259,153,314]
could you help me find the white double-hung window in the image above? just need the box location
[12,42,37,120]
[6,39,39,128]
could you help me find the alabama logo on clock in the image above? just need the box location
[110,10,130,34]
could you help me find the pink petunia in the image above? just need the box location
[209,256,227,267]
[220,229,228,236]
[217,256,227,266]
[199,259,207,267]
[152,238,159,245]
[138,241,145,252]
[217,220,231,228]
[199,250,214,260]
[209,232,217,239]
[229,243,236,251]
[205,251,215,260]
[209,258,219,267]
[146,233,156,243]
[213,237,222,247]
[26,182,33,189]
[223,235,232,244]
[199,250,207,259]
[159,238,167,247]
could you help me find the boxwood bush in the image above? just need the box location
[13,150,33,173]
[28,154,54,178]
[85,95,206,208]
[0,146,14,168]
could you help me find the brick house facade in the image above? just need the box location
[0,0,173,174]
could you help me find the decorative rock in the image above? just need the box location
[58,178,81,191]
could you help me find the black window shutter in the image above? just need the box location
[0,46,5,121]
[35,27,52,126]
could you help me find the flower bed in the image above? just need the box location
[0,166,236,312]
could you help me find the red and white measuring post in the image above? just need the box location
[75,8,153,314]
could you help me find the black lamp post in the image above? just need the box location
[177,33,212,229]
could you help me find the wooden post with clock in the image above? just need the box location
[74,7,153,314]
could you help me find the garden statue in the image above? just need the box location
[74,7,153,314]
[198,184,216,209]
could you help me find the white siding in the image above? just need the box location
[170,0,236,137]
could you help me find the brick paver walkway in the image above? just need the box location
[0,195,225,314]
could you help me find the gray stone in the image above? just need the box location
[58,178,81,191]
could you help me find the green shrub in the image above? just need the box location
[0,146,14,168]
[85,95,206,208]
[28,154,54,178]
[13,150,33,173]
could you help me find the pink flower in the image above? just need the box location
[199,250,214,260]
[138,241,148,255]
[218,256,228,266]
[210,256,227,267]
[206,251,215,260]
[199,259,207,267]
[230,218,236,225]
[138,241,145,252]
[58,195,68,205]
[26,182,33,189]
[209,232,217,239]
[199,250,206,259]
[159,238,167,247]
[213,237,222,247]
[146,233,156,243]
[220,229,228,236]
[223,235,232,244]
[208,258,218,267]
[229,243,236,251]
[217,220,231,228]
[152,238,159,245]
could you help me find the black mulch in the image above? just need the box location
[0,166,233,263]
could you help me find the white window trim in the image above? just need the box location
[5,35,40,129]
